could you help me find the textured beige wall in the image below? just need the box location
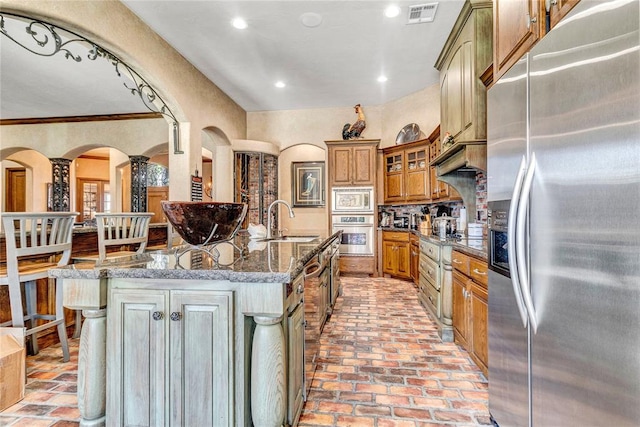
[1,0,247,202]
[247,105,383,150]
[278,144,328,233]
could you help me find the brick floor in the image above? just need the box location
[0,276,489,426]
[299,276,490,427]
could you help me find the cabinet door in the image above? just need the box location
[452,272,469,347]
[108,289,168,427]
[287,303,305,426]
[382,240,397,275]
[444,47,463,138]
[405,148,429,201]
[396,242,411,279]
[384,152,404,202]
[548,0,579,28]
[352,145,375,185]
[493,0,542,81]
[470,282,488,374]
[429,166,439,200]
[410,242,420,284]
[170,291,233,426]
[329,147,353,186]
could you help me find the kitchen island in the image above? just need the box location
[51,230,340,427]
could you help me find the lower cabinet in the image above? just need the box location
[107,288,233,426]
[452,250,488,376]
[287,301,305,426]
[382,231,411,279]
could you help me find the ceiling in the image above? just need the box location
[0,1,465,119]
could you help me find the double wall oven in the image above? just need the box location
[331,187,374,256]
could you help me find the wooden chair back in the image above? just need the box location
[96,213,153,261]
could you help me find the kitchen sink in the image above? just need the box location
[259,235,320,243]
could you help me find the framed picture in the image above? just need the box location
[291,161,325,207]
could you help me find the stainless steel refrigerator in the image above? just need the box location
[486,1,640,426]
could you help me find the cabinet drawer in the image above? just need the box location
[425,282,441,319]
[419,254,440,289]
[469,258,488,287]
[383,231,409,242]
[340,256,375,274]
[452,251,470,275]
[419,238,440,262]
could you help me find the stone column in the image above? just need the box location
[50,158,71,212]
[251,315,285,427]
[129,155,149,212]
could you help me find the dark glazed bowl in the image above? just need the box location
[161,201,248,246]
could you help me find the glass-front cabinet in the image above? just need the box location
[384,152,404,203]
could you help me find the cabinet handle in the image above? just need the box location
[452,259,462,264]
[472,268,487,276]
[297,284,304,294]
[170,312,182,321]
[152,311,164,321]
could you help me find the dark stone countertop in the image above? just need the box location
[50,230,341,284]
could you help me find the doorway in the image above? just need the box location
[5,168,26,211]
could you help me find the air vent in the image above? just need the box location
[407,3,439,24]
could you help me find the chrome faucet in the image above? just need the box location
[267,199,295,238]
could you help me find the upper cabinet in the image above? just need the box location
[493,0,543,82]
[326,140,379,187]
[435,0,493,145]
[493,0,580,81]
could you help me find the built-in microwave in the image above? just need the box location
[331,187,374,214]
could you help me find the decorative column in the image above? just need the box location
[440,246,454,342]
[129,155,149,212]
[50,158,71,212]
[251,315,286,427]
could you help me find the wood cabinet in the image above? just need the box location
[108,287,233,425]
[382,231,411,279]
[287,298,305,425]
[435,1,492,144]
[382,139,429,204]
[493,0,580,81]
[452,250,488,376]
[326,140,378,187]
[410,233,420,285]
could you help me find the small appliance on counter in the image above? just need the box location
[432,216,457,238]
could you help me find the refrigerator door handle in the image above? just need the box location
[508,155,529,328]
[516,152,539,333]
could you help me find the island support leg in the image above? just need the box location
[251,315,285,427]
[77,308,107,427]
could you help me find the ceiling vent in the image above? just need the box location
[407,3,439,24]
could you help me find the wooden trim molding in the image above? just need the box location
[0,112,163,126]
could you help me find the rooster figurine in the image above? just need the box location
[342,104,366,140]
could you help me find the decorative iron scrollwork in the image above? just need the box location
[0,12,183,154]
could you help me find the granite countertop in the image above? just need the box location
[50,230,340,283]
[379,226,487,260]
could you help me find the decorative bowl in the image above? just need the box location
[161,201,247,246]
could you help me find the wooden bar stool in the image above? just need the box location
[70,212,153,337]
[0,212,78,362]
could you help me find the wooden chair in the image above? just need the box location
[0,212,78,362]
[95,212,154,262]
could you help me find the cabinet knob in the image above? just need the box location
[297,284,304,294]
[152,311,164,321]
[170,312,182,321]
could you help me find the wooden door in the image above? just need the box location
[382,240,397,275]
[452,271,469,347]
[429,166,439,201]
[471,282,488,375]
[329,147,352,186]
[107,289,167,427]
[352,145,375,186]
[5,168,26,211]
[170,290,233,426]
[396,242,411,279]
[493,0,543,81]
[148,187,169,223]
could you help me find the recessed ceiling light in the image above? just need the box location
[275,81,286,88]
[384,5,401,18]
[377,75,388,83]
[231,17,248,29]
[300,12,323,28]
